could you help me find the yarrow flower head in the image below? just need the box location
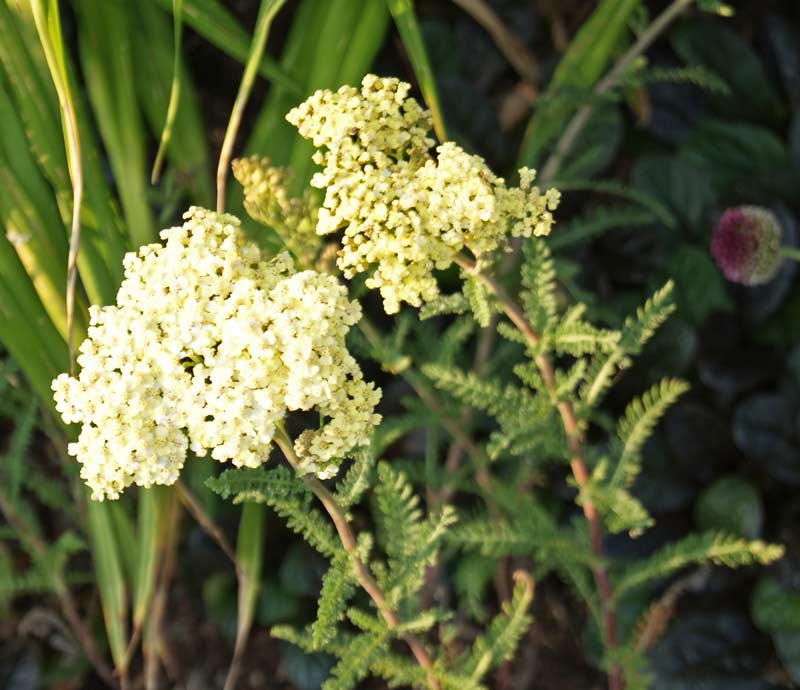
[711,206,783,286]
[232,156,320,264]
[52,207,381,500]
[286,74,561,314]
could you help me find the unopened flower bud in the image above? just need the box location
[711,206,782,286]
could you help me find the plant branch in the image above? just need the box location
[539,0,694,183]
[454,253,621,690]
[273,427,441,690]
[450,0,538,83]
[176,480,237,567]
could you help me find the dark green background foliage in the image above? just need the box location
[2,1,800,689]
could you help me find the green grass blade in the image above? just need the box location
[151,0,184,185]
[134,0,213,206]
[386,0,447,141]
[225,501,265,690]
[0,258,67,402]
[284,0,371,186]
[216,0,288,212]
[0,3,126,304]
[74,0,155,248]
[150,0,299,93]
[0,3,66,188]
[132,486,178,638]
[516,0,639,170]
[0,79,84,340]
[133,489,157,631]
[246,0,388,194]
[338,0,390,85]
[30,0,84,368]
[245,0,324,169]
[87,499,129,672]
[108,500,138,585]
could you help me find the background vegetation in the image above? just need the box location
[1,1,800,689]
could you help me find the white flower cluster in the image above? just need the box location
[286,74,561,314]
[52,207,381,500]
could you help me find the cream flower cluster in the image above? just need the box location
[232,156,320,264]
[286,74,561,313]
[52,207,381,500]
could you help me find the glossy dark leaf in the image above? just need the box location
[649,610,776,690]
[695,476,763,539]
[666,403,736,483]
[666,246,732,326]
[279,642,336,690]
[733,394,800,485]
[672,18,785,126]
[558,104,623,182]
[631,155,716,237]
[681,120,799,199]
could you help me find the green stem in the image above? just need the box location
[540,0,695,184]
[224,500,265,690]
[780,246,800,262]
[151,0,183,184]
[216,0,287,212]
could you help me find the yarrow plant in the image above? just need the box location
[52,207,380,499]
[285,74,560,313]
[43,70,786,690]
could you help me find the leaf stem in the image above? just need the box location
[273,425,441,690]
[780,245,800,262]
[539,0,695,184]
[454,253,621,690]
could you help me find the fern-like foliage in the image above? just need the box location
[207,467,340,557]
[520,238,557,333]
[585,462,653,536]
[611,378,689,488]
[545,304,620,356]
[548,206,656,251]
[422,364,563,460]
[324,628,392,690]
[580,282,676,406]
[614,532,784,598]
[461,273,495,327]
[335,449,374,510]
[462,573,534,682]
[420,292,468,320]
[636,64,730,95]
[375,462,457,604]
[312,548,359,648]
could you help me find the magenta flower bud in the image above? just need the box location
[711,206,782,286]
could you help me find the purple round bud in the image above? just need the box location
[711,206,782,286]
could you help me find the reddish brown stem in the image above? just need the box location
[273,430,441,690]
[455,254,622,690]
